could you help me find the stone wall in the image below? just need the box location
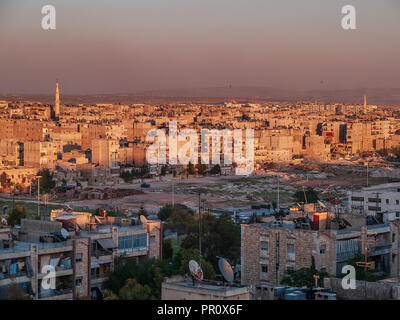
[324,277,400,300]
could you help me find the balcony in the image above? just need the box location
[368,244,391,257]
[38,288,73,299]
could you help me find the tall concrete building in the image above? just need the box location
[55,80,60,117]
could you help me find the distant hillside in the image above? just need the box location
[1,87,400,105]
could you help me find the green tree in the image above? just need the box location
[7,205,26,226]
[210,164,221,175]
[34,169,56,193]
[161,165,167,176]
[293,187,319,203]
[179,248,215,280]
[196,163,207,176]
[163,238,174,260]
[281,265,329,288]
[166,207,197,236]
[181,213,241,266]
[187,162,196,175]
[0,172,9,188]
[102,289,119,300]
[118,278,155,300]
[158,203,194,221]
[344,253,386,282]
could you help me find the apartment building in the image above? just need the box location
[241,205,397,286]
[348,182,400,221]
[0,210,162,300]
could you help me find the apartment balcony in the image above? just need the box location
[368,244,391,257]
[37,268,73,280]
[38,288,73,300]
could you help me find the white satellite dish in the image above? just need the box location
[189,260,203,282]
[61,228,68,239]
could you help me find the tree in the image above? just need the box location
[6,282,32,300]
[118,278,155,300]
[161,165,167,176]
[158,203,194,221]
[281,266,330,288]
[163,238,174,260]
[34,169,56,193]
[104,256,179,300]
[178,248,215,280]
[7,205,26,226]
[345,253,386,282]
[293,187,319,203]
[120,170,133,183]
[181,213,241,267]
[166,208,197,236]
[196,163,207,176]
[0,172,9,188]
[102,289,119,300]
[187,162,196,175]
[210,164,221,175]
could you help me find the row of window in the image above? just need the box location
[118,234,148,253]
[260,241,295,255]
[351,197,400,205]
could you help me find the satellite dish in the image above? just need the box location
[60,228,68,239]
[139,215,147,224]
[188,260,203,281]
[218,258,234,283]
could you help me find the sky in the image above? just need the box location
[0,0,399,94]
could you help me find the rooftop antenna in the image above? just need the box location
[218,257,234,284]
[188,260,203,285]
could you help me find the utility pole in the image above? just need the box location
[172,181,175,207]
[198,192,202,268]
[36,176,42,218]
[366,161,369,187]
[355,212,378,298]
[277,176,280,210]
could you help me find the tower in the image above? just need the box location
[363,95,367,114]
[55,80,60,117]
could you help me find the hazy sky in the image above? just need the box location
[0,0,399,94]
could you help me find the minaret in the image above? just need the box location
[55,80,60,117]
[363,95,367,114]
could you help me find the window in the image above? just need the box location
[75,277,82,287]
[396,200,399,205]
[396,212,400,218]
[76,253,82,262]
[261,265,268,273]
[386,199,389,204]
[320,244,326,254]
[287,244,295,260]
[118,233,148,253]
[393,234,396,243]
[261,241,268,253]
